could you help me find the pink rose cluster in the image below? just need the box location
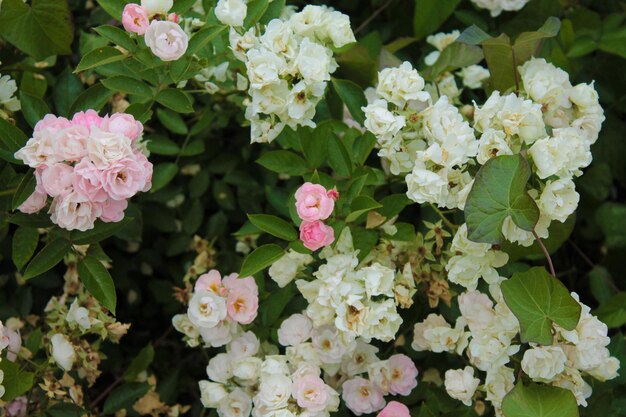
[295,182,338,251]
[122,1,189,61]
[14,110,153,231]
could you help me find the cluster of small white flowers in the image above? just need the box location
[470,0,532,17]
[0,72,20,119]
[229,5,356,143]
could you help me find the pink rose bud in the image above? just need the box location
[122,3,150,35]
[327,188,339,201]
[295,182,335,222]
[299,220,335,251]
[71,109,103,130]
[167,12,179,23]
[377,401,411,417]
[102,113,144,141]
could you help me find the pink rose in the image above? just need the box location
[102,113,144,141]
[34,114,71,132]
[73,158,108,202]
[53,125,89,161]
[40,163,75,197]
[49,192,102,231]
[98,199,128,223]
[122,3,150,35]
[295,182,335,221]
[144,20,189,61]
[101,155,149,200]
[292,374,330,412]
[299,220,334,251]
[134,151,153,192]
[226,286,258,324]
[71,109,102,130]
[0,326,22,362]
[388,354,418,396]
[5,396,27,417]
[377,401,410,417]
[342,377,386,416]
[195,270,226,295]
[167,12,179,23]
[18,190,47,214]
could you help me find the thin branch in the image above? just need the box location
[532,229,556,277]
[355,0,395,34]
[89,376,123,409]
[428,203,458,232]
[569,239,619,292]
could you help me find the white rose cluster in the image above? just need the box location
[231,5,356,143]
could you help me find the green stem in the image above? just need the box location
[428,203,458,232]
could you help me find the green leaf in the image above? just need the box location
[102,382,150,415]
[240,244,284,277]
[595,203,626,248]
[413,0,461,41]
[75,46,126,72]
[257,151,309,176]
[501,267,581,345]
[481,34,516,92]
[69,84,114,114]
[423,42,484,80]
[77,255,117,313]
[12,226,39,270]
[595,293,626,329]
[598,26,626,59]
[23,238,71,280]
[96,0,130,20]
[170,0,196,14]
[54,68,85,117]
[464,154,539,244]
[151,163,178,192]
[248,214,297,241]
[155,89,194,113]
[327,134,353,178]
[243,0,269,28]
[0,117,28,163]
[0,0,73,60]
[0,361,34,401]
[101,76,153,98]
[301,127,328,169]
[331,78,366,125]
[513,16,561,63]
[71,218,133,245]
[20,92,50,128]
[589,266,616,305]
[261,285,294,326]
[567,36,597,58]
[12,171,36,210]
[46,402,86,417]
[187,25,228,55]
[94,25,136,51]
[346,196,382,223]
[501,383,579,417]
[156,108,188,135]
[147,135,180,155]
[123,344,155,381]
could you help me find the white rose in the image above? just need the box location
[484,366,515,409]
[215,0,247,27]
[552,366,593,406]
[172,314,199,342]
[269,250,313,288]
[569,82,600,109]
[444,367,480,406]
[255,374,292,410]
[361,299,403,343]
[405,166,448,206]
[66,299,92,330]
[278,313,313,347]
[376,61,430,107]
[529,128,591,179]
[468,335,520,372]
[457,65,490,89]
[521,345,567,382]
[426,30,460,51]
[207,353,233,383]
[144,21,189,62]
[587,356,620,382]
[324,11,356,48]
[141,0,173,15]
[295,38,335,83]
[519,58,572,109]
[458,291,495,333]
[187,291,227,330]
[232,356,263,382]
[199,320,236,348]
[87,127,132,169]
[539,178,579,223]
[218,388,252,417]
[227,331,260,360]
[246,48,285,89]
[199,381,228,407]
[476,129,512,165]
[50,333,76,372]
[286,343,322,369]
[363,99,405,147]
[230,27,257,62]
[261,355,291,377]
[356,263,395,297]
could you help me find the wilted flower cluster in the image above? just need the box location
[14,110,153,231]
[228,5,356,143]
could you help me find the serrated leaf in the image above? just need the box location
[71,218,132,245]
[23,238,71,280]
[12,226,39,270]
[248,214,297,241]
[240,244,284,277]
[101,76,153,98]
[155,89,194,113]
[75,46,126,72]
[78,255,117,313]
[501,383,579,417]
[257,150,309,176]
[464,154,539,244]
[501,267,581,345]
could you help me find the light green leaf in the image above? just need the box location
[594,292,626,329]
[187,25,227,55]
[155,89,194,113]
[78,255,117,313]
[151,163,178,192]
[20,92,50,128]
[169,0,196,14]
[243,0,269,28]
[346,196,382,223]
[0,361,34,401]
[501,267,581,345]
[481,33,516,93]
[598,26,626,59]
[501,383,579,417]
[0,0,74,60]
[567,36,597,58]
[464,154,539,244]
[103,382,150,415]
[240,244,284,277]
[123,344,155,381]
[23,238,71,280]
[413,0,461,41]
[101,76,153,98]
[12,226,39,270]
[248,214,297,241]
[71,218,133,245]
[257,150,309,176]
[331,78,366,125]
[75,46,127,72]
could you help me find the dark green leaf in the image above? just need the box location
[123,344,155,381]
[101,76,153,98]
[78,255,117,313]
[71,218,133,245]
[75,46,127,72]
[151,163,178,192]
[156,108,188,135]
[413,0,461,41]
[20,92,50,128]
[346,196,382,222]
[155,89,194,113]
[261,285,294,326]
[103,382,150,415]
[248,214,297,241]
[0,118,28,164]
[94,25,136,51]
[595,293,626,329]
[331,78,366,125]
[257,150,309,176]
[423,42,484,80]
[595,203,626,248]
[23,238,71,280]
[53,68,84,117]
[12,171,36,210]
[12,226,39,270]
[69,84,114,113]
[188,25,228,55]
[147,135,180,155]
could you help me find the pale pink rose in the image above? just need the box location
[0,326,21,362]
[167,12,179,23]
[73,158,108,202]
[40,163,75,197]
[5,396,28,417]
[292,374,330,412]
[122,4,150,35]
[342,377,386,416]
[134,151,153,192]
[71,110,103,130]
[101,155,149,200]
[377,401,410,417]
[295,182,335,221]
[18,190,47,214]
[49,192,102,231]
[98,199,128,223]
[278,313,313,346]
[458,291,495,333]
[34,114,71,132]
[388,354,418,396]
[195,270,226,295]
[299,220,335,251]
[53,125,89,161]
[14,132,58,168]
[87,127,133,169]
[144,20,189,61]
[102,113,144,141]
[222,274,258,296]
[226,286,258,324]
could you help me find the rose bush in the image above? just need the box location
[0,0,625,416]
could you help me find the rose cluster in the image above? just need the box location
[122,0,188,61]
[227,5,356,143]
[294,182,338,251]
[173,270,259,348]
[14,110,152,231]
